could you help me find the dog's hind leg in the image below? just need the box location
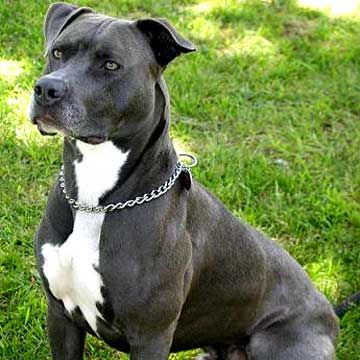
[246,330,336,360]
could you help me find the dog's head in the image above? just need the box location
[30,2,195,145]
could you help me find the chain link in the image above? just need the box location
[58,156,195,213]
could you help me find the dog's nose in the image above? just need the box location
[34,77,66,106]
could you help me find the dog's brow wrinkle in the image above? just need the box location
[94,49,120,60]
[90,18,116,45]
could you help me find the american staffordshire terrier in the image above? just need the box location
[30,3,340,359]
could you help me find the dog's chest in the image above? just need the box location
[42,141,128,334]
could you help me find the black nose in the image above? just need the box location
[34,76,67,106]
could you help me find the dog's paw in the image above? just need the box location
[193,353,213,360]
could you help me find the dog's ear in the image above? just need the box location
[44,2,93,56]
[136,18,196,67]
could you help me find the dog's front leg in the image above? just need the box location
[129,325,176,360]
[47,300,86,360]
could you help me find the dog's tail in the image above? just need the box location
[333,291,360,319]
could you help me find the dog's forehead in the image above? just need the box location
[54,13,148,58]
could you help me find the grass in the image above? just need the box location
[0,0,359,358]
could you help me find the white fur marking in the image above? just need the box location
[42,140,129,334]
[194,354,210,360]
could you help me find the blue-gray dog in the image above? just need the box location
[31,2,358,359]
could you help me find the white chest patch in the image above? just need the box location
[42,140,129,334]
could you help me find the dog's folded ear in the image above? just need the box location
[44,2,93,56]
[136,18,196,67]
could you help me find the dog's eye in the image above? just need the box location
[103,61,121,71]
[52,49,63,59]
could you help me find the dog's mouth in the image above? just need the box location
[31,115,59,136]
[31,116,107,145]
[76,135,106,145]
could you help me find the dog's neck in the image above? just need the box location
[61,79,178,207]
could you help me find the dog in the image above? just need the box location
[30,3,341,359]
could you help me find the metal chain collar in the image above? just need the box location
[58,153,197,213]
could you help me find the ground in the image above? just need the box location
[0,0,359,359]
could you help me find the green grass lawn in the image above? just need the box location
[1,0,359,358]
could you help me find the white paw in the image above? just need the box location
[194,354,211,360]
